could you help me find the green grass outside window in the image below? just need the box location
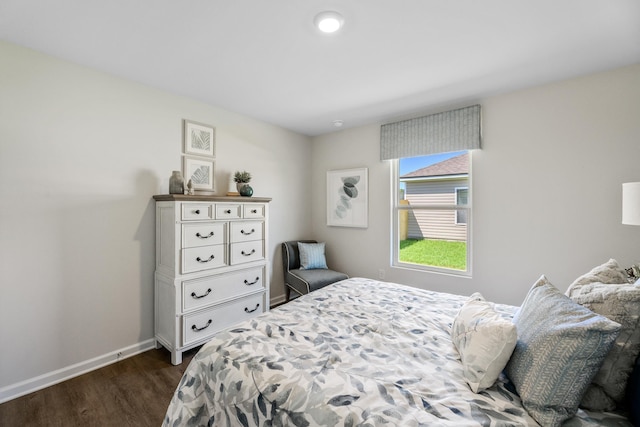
[399,239,466,270]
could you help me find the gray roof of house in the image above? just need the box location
[401,152,469,178]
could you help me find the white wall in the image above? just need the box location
[0,41,312,397]
[311,64,640,306]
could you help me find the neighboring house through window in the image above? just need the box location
[394,151,470,274]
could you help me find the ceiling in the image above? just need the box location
[1,1,639,136]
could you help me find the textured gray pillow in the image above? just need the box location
[567,273,640,410]
[568,258,628,289]
[505,276,621,427]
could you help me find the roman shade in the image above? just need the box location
[380,105,481,160]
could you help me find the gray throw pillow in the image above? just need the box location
[566,260,640,411]
[505,276,621,427]
[568,258,628,289]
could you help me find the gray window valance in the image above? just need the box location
[380,105,481,160]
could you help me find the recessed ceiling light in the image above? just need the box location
[333,119,344,127]
[314,11,344,34]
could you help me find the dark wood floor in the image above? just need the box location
[0,346,200,427]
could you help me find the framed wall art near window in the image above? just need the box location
[183,156,215,192]
[183,119,215,158]
[327,167,368,228]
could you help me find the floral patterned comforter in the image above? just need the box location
[163,277,631,427]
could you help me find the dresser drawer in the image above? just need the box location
[182,223,226,248]
[230,221,264,243]
[182,292,264,346]
[181,203,212,220]
[243,204,266,219]
[230,240,264,265]
[215,204,242,220]
[182,267,264,312]
[182,245,226,274]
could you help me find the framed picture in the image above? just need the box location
[327,167,368,228]
[183,156,215,192]
[183,120,215,158]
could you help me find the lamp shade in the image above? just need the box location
[622,182,640,225]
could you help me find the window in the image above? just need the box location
[381,104,480,275]
[393,151,470,274]
[455,187,468,225]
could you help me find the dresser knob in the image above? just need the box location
[240,229,255,235]
[194,209,200,214]
[196,255,215,263]
[225,209,231,214]
[251,209,257,214]
[244,277,260,286]
[241,249,256,257]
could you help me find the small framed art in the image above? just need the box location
[183,120,215,158]
[183,156,215,192]
[327,167,368,228]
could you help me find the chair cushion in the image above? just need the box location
[286,269,348,296]
[298,242,328,270]
[505,276,621,427]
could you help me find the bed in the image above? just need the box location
[163,277,635,427]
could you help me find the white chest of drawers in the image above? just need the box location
[153,195,271,364]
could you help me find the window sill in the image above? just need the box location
[391,262,472,279]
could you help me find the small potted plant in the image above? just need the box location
[234,170,253,196]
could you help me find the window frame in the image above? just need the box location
[391,157,472,277]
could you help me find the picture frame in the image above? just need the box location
[327,167,368,228]
[183,119,215,158]
[183,156,215,192]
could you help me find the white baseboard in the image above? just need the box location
[0,339,156,404]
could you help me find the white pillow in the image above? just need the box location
[451,293,517,393]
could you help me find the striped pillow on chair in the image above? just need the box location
[298,242,328,270]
